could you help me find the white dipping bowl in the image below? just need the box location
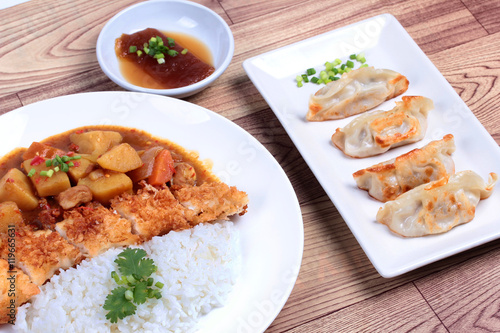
[96,0,234,98]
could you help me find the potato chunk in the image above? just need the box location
[96,143,143,173]
[0,202,23,233]
[0,169,38,210]
[67,156,96,183]
[22,159,71,197]
[69,131,122,159]
[78,170,132,204]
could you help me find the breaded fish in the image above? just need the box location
[172,182,248,225]
[0,228,82,286]
[56,202,141,257]
[0,259,39,324]
[111,183,191,240]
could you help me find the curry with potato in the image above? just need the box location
[0,125,218,230]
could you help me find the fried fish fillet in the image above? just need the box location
[111,184,191,240]
[56,202,141,257]
[0,228,82,286]
[0,259,40,324]
[172,182,249,225]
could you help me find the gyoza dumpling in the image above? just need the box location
[307,67,409,121]
[331,96,433,158]
[376,171,497,237]
[353,134,455,202]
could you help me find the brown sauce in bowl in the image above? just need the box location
[115,28,215,89]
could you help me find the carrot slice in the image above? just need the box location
[148,149,175,186]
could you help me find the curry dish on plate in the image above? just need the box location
[0,125,249,323]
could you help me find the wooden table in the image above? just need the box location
[1,0,500,332]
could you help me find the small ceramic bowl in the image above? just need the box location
[96,0,234,98]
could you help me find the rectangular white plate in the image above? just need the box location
[243,14,500,278]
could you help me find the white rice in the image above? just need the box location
[14,222,241,333]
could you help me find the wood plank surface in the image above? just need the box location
[0,0,499,332]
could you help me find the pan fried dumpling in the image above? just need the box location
[376,171,497,237]
[307,67,409,121]
[353,134,455,202]
[331,96,433,158]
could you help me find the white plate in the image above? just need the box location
[0,92,303,332]
[243,13,500,278]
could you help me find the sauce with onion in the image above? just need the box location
[115,28,215,89]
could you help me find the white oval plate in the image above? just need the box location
[0,92,303,332]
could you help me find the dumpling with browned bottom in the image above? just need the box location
[376,171,497,237]
[331,96,433,158]
[307,67,409,121]
[353,134,456,202]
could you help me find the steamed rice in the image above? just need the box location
[14,222,241,333]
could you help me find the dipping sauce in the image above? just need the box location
[115,28,215,89]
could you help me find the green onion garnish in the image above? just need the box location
[129,46,137,53]
[27,168,36,177]
[306,68,316,76]
[181,48,188,55]
[346,60,354,68]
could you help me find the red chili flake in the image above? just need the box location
[30,155,45,166]
[5,178,14,183]
[69,143,79,152]
[74,161,81,167]
[75,129,84,134]
[67,151,75,157]
[35,177,41,184]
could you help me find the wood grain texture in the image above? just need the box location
[288,283,447,333]
[415,246,500,331]
[0,0,499,332]
[428,33,500,144]
[461,0,500,34]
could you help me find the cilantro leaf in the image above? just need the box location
[114,248,157,279]
[133,281,149,305]
[103,286,137,323]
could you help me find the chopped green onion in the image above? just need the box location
[27,168,36,177]
[340,64,346,70]
[149,37,157,43]
[45,159,52,167]
[332,77,340,81]
[147,278,154,287]
[143,46,150,54]
[54,166,60,172]
[111,271,120,283]
[310,77,319,84]
[62,156,70,162]
[40,170,48,177]
[360,63,369,68]
[154,53,165,59]
[167,49,178,57]
[124,290,134,301]
[157,58,165,64]
[155,281,164,289]
[71,155,82,160]
[301,74,309,82]
[181,48,188,55]
[167,37,175,47]
[68,162,74,167]
[306,68,316,76]
[62,163,69,172]
[297,81,303,87]
[346,60,354,68]
[349,54,356,59]
[333,58,342,66]
[136,50,143,57]
[129,46,137,53]
[46,169,54,178]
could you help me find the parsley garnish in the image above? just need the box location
[103,248,163,323]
